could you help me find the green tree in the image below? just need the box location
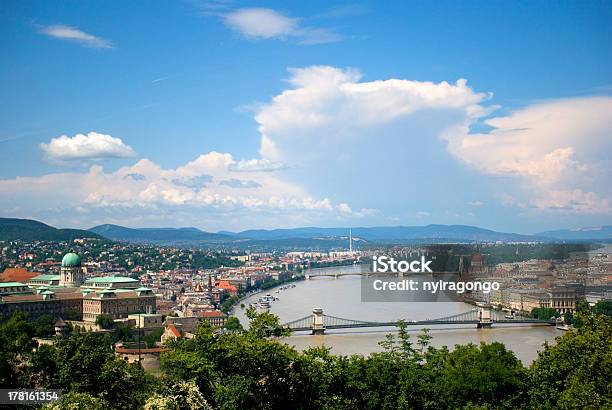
[223,317,243,333]
[530,307,560,320]
[593,299,612,317]
[98,358,157,409]
[143,327,164,348]
[529,313,612,409]
[30,343,59,388]
[145,383,213,410]
[33,314,56,338]
[244,306,291,338]
[420,342,527,409]
[45,392,109,410]
[111,324,133,343]
[0,311,36,387]
[95,314,115,329]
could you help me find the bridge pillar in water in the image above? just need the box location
[476,308,493,329]
[477,307,493,328]
[312,308,325,335]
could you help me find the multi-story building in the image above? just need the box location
[507,287,576,314]
[548,287,576,314]
[82,287,156,321]
[0,290,83,319]
[1,252,156,323]
[198,310,228,327]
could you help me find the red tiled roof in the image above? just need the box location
[167,324,181,337]
[199,310,226,318]
[1,268,40,283]
[217,281,237,292]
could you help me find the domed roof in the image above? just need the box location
[61,252,81,267]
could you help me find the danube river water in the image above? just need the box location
[234,264,563,365]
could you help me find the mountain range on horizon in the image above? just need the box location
[0,218,102,241]
[1,218,611,245]
[90,223,612,243]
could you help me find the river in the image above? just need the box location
[234,264,563,365]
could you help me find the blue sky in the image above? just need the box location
[1,1,611,233]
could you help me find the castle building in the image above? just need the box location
[0,252,156,324]
[59,252,83,287]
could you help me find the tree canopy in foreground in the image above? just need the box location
[0,306,610,409]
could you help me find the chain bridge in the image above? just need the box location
[303,271,457,279]
[281,308,557,335]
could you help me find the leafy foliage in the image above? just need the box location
[529,313,612,409]
[95,314,115,329]
[45,392,109,410]
[529,307,560,320]
[1,306,610,409]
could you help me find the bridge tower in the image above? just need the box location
[477,307,493,328]
[312,308,325,335]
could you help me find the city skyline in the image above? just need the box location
[1,1,611,233]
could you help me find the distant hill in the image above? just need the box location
[229,224,541,243]
[0,218,102,241]
[88,223,544,246]
[6,218,605,247]
[89,224,232,243]
[537,226,612,241]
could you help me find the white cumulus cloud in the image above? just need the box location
[223,8,341,45]
[256,66,490,162]
[39,25,113,48]
[40,132,136,164]
[253,66,611,217]
[449,97,612,213]
[224,8,297,39]
[0,152,357,230]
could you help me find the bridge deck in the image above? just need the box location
[288,320,554,332]
[282,309,556,332]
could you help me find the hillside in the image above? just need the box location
[89,224,232,243]
[0,218,102,241]
[537,226,612,241]
[230,224,541,243]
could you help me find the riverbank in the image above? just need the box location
[233,266,562,365]
[226,274,305,315]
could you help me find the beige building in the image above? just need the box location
[508,287,576,314]
[1,253,156,324]
[198,310,228,327]
[82,287,156,322]
[83,276,140,289]
[127,313,163,328]
[0,290,83,319]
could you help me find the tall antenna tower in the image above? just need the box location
[349,228,353,253]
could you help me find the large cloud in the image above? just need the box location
[256,66,490,162]
[448,97,612,213]
[253,66,493,219]
[0,152,363,230]
[40,132,136,163]
[253,66,612,217]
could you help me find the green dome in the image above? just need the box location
[61,252,81,267]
